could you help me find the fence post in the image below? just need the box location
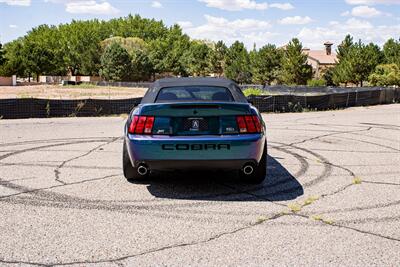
[346,92,350,107]
[272,96,275,112]
[305,95,307,109]
[355,90,358,106]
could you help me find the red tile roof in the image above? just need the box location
[304,50,338,65]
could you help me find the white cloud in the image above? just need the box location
[199,0,268,11]
[180,14,274,48]
[65,1,119,15]
[297,18,400,49]
[9,24,18,28]
[345,0,400,5]
[270,3,294,10]
[341,10,351,16]
[279,16,313,25]
[151,1,162,8]
[177,21,194,28]
[0,0,30,6]
[351,5,382,17]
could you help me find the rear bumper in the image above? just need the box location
[141,159,256,171]
[126,133,266,170]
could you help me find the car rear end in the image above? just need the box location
[123,79,267,183]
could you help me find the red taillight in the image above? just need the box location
[236,116,247,133]
[245,115,256,133]
[252,115,262,133]
[144,116,154,134]
[128,115,139,134]
[236,115,262,134]
[128,116,154,135]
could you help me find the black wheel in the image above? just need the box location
[123,140,148,180]
[240,144,267,184]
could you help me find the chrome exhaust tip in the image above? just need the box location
[137,164,149,176]
[243,164,254,175]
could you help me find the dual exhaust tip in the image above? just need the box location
[242,163,254,175]
[137,164,149,176]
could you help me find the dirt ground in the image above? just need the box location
[0,85,147,99]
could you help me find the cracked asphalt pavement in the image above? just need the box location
[0,104,399,266]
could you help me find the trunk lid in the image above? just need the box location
[139,103,252,135]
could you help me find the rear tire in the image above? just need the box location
[123,140,147,181]
[241,144,267,184]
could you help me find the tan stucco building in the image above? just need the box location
[303,42,338,78]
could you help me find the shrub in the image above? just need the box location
[243,88,264,97]
[369,64,400,86]
[307,79,326,87]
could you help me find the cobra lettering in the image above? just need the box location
[161,144,231,150]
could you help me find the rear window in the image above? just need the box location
[155,86,234,103]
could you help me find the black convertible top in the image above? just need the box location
[140,77,248,104]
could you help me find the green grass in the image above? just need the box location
[287,203,302,213]
[17,93,32,99]
[353,177,362,184]
[75,83,140,90]
[256,215,269,223]
[310,215,334,225]
[303,195,320,206]
[75,83,99,89]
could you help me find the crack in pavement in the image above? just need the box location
[288,212,400,242]
[54,137,121,185]
[362,180,400,186]
[278,127,373,148]
[1,162,120,170]
[0,213,287,266]
[278,145,400,243]
[0,174,120,200]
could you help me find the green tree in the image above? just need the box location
[131,49,153,81]
[59,20,102,75]
[383,38,400,67]
[333,39,383,86]
[100,42,132,81]
[280,38,312,85]
[0,39,26,77]
[148,24,190,76]
[0,43,5,66]
[181,41,211,76]
[225,41,252,83]
[20,24,64,81]
[333,35,355,85]
[337,34,354,61]
[101,36,153,81]
[333,59,352,86]
[208,40,227,77]
[108,14,168,41]
[369,64,400,86]
[323,68,335,86]
[101,36,147,54]
[347,41,382,86]
[251,44,282,85]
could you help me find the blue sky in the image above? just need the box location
[0,0,399,50]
